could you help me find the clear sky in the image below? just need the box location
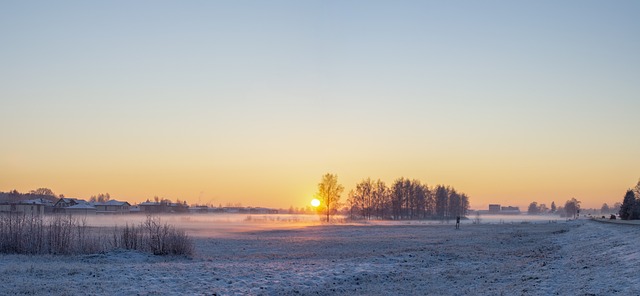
[1,1,639,209]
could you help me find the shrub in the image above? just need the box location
[0,213,104,254]
[0,213,193,256]
[112,215,193,256]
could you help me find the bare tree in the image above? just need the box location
[89,193,111,203]
[473,211,481,224]
[435,185,448,219]
[29,188,55,196]
[315,173,344,222]
[538,203,548,213]
[349,178,374,220]
[372,179,390,219]
[600,203,610,214]
[527,202,540,215]
[564,198,581,219]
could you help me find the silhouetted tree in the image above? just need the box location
[390,178,406,219]
[29,188,55,196]
[527,202,540,214]
[459,193,470,218]
[611,202,622,215]
[90,193,111,203]
[550,201,556,213]
[633,179,640,197]
[355,178,374,219]
[343,178,468,221]
[564,198,581,219]
[435,185,448,219]
[315,173,344,222]
[619,190,636,220]
[600,203,610,214]
[372,179,390,219]
[538,203,548,213]
[448,188,462,219]
[389,179,436,220]
[346,189,358,219]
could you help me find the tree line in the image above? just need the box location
[0,188,60,203]
[315,174,470,222]
[526,198,583,218]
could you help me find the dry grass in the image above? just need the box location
[113,215,193,255]
[0,213,192,256]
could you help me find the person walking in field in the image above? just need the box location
[455,216,460,229]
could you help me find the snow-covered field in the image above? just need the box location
[1,218,638,295]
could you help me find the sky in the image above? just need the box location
[1,1,639,210]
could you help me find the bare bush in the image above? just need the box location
[0,213,103,254]
[0,213,192,256]
[113,223,143,250]
[112,215,193,256]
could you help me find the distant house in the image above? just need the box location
[139,201,165,213]
[189,205,210,214]
[248,207,279,214]
[0,201,45,216]
[24,198,55,213]
[500,206,521,215]
[54,198,88,212]
[222,207,246,214]
[488,204,501,214]
[93,200,130,214]
[64,203,97,215]
[480,204,521,215]
[138,200,189,213]
[53,198,97,214]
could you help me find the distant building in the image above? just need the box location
[248,207,279,214]
[480,204,521,215]
[54,198,88,212]
[138,200,189,213]
[64,203,97,215]
[0,201,45,216]
[500,206,521,215]
[189,205,210,214]
[24,198,55,210]
[93,200,130,214]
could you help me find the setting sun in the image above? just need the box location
[311,198,320,207]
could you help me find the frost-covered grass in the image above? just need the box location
[1,219,638,295]
[0,214,193,256]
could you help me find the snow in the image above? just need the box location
[1,219,638,295]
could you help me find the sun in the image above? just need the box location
[311,198,321,207]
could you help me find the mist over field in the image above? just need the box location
[84,214,325,238]
[73,213,568,237]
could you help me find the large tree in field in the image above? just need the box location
[315,173,344,222]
